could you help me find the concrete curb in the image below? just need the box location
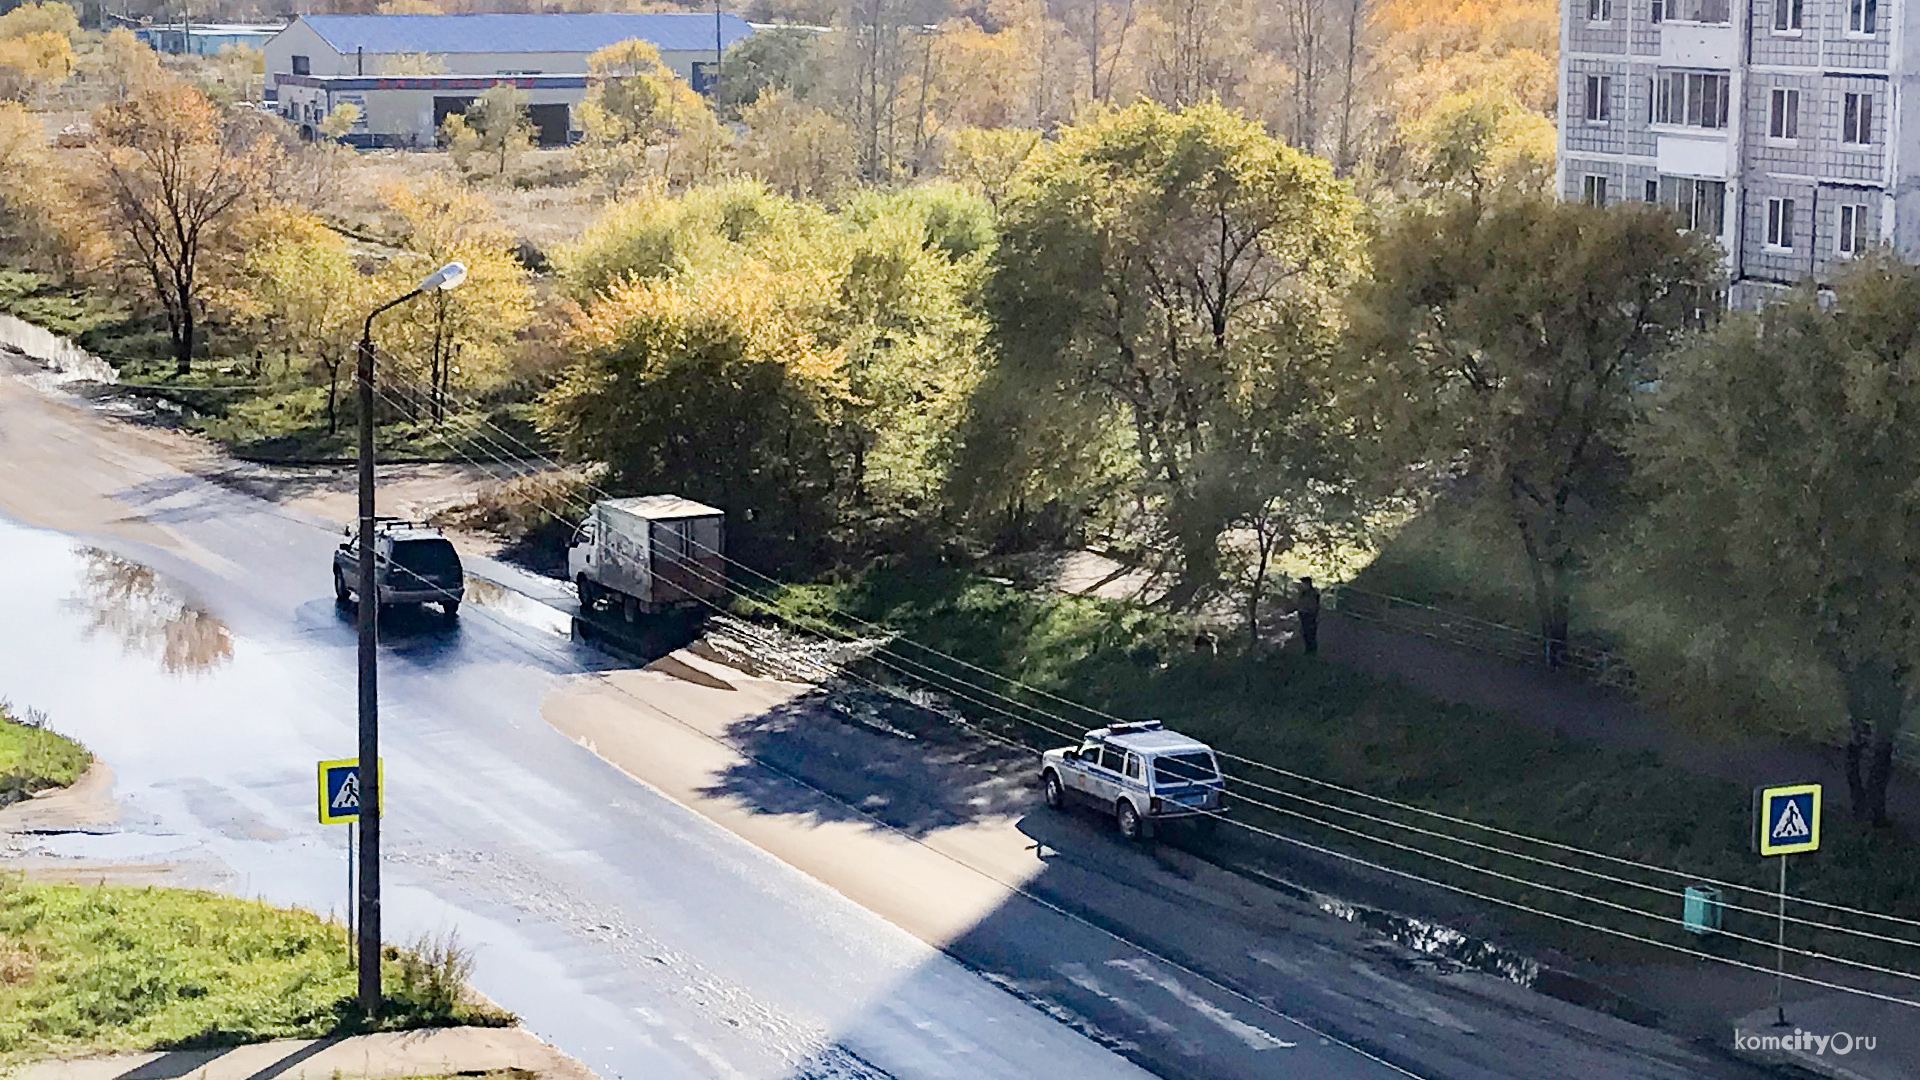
[9,1026,600,1080]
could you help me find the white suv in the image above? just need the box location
[1041,721,1226,841]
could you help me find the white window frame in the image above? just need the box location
[1583,175,1610,207]
[1651,0,1664,20]
[1659,176,1728,235]
[1645,178,1660,202]
[1848,0,1877,34]
[1765,198,1795,250]
[1655,71,1731,129]
[1769,88,1799,141]
[1773,0,1803,31]
[1589,0,1614,21]
[1586,75,1613,124]
[1843,93,1874,145]
[1838,203,1871,256]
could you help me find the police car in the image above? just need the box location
[1040,720,1226,841]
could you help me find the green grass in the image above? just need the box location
[768,564,1920,973]
[0,882,510,1064]
[0,703,90,809]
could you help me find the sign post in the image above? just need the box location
[1756,783,1821,1026]
[319,757,382,968]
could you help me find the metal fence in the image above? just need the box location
[1328,583,1639,692]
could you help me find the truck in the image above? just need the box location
[568,496,727,622]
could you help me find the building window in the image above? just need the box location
[291,54,309,76]
[1769,88,1799,139]
[1584,175,1610,206]
[1586,75,1612,122]
[1843,93,1874,144]
[1838,203,1871,255]
[1646,179,1660,202]
[1669,0,1730,21]
[1766,198,1795,249]
[1773,0,1803,29]
[1849,0,1877,32]
[1659,176,1727,234]
[1589,0,1612,20]
[1651,0,1663,20]
[1656,72,1730,129]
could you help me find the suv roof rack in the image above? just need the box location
[1104,719,1164,735]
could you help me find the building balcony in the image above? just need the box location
[1655,128,1732,178]
[1661,22,1737,67]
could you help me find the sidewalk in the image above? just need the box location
[14,1028,599,1080]
[1728,994,1917,1080]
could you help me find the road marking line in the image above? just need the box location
[1107,958,1296,1051]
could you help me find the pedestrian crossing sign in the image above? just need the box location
[317,757,383,825]
[1757,783,1820,856]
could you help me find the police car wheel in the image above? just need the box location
[334,565,350,603]
[1043,771,1064,810]
[1117,800,1142,841]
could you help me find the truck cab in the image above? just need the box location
[1041,721,1226,841]
[332,520,464,620]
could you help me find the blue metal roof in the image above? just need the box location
[296,13,752,57]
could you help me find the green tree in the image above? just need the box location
[1627,256,1920,825]
[445,83,530,177]
[1350,194,1720,665]
[716,27,821,114]
[984,100,1363,593]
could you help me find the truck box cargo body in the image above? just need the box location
[570,495,726,616]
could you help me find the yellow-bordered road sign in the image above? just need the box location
[317,757,383,825]
[1758,783,1821,856]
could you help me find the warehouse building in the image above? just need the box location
[266,12,752,148]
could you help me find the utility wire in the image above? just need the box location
[356,359,1920,938]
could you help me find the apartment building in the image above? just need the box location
[1558,0,1913,303]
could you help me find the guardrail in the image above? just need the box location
[1327,583,1638,692]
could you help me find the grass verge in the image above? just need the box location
[0,701,90,810]
[0,882,510,1064]
[768,563,1920,979]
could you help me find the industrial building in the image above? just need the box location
[265,12,752,148]
[1557,0,1917,304]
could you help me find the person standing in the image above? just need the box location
[1297,576,1321,654]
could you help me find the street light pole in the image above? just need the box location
[352,260,467,1019]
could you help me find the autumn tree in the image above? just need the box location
[376,175,534,420]
[939,125,1041,208]
[92,72,280,375]
[1350,194,1720,666]
[239,206,372,433]
[984,101,1364,593]
[578,38,726,191]
[1627,257,1920,826]
[0,1,77,102]
[0,100,96,274]
[737,88,858,200]
[444,82,531,177]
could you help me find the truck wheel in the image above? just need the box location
[1043,771,1065,810]
[576,574,597,612]
[1116,799,1144,842]
[334,566,351,604]
[442,599,460,622]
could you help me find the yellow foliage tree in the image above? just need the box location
[239,206,373,433]
[376,175,534,422]
[0,2,79,41]
[578,38,725,192]
[736,88,857,201]
[0,100,99,274]
[1403,84,1556,198]
[0,30,73,101]
[939,125,1040,208]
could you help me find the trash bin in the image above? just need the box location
[1683,885,1723,935]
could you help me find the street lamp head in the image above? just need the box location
[417,261,467,293]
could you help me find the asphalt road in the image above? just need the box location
[0,360,1777,1080]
